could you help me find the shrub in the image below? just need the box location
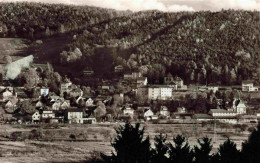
[69,134,76,140]
[10,131,23,141]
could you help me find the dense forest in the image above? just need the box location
[1,3,260,85]
[68,10,260,85]
[0,2,130,38]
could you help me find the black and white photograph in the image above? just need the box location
[0,0,259,162]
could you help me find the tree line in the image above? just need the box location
[0,2,130,38]
[86,122,260,163]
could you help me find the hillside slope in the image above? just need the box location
[67,10,260,85]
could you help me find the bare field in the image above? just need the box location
[0,123,255,162]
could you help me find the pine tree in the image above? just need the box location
[168,135,193,163]
[241,124,260,163]
[152,133,169,163]
[215,139,240,163]
[194,137,213,163]
[101,122,152,163]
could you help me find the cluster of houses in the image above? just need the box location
[118,96,258,124]
[0,59,259,125]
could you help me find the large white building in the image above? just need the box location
[148,85,172,100]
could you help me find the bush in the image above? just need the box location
[10,131,23,141]
[69,134,76,140]
[28,129,43,140]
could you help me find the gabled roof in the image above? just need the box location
[174,77,183,81]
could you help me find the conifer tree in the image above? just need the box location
[152,133,169,163]
[241,124,260,163]
[194,137,213,163]
[213,139,240,163]
[101,122,152,163]
[168,135,193,163]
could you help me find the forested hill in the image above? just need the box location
[67,10,260,85]
[0,2,131,38]
[0,3,259,86]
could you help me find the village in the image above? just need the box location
[0,55,259,126]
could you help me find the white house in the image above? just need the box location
[177,107,186,113]
[242,80,258,92]
[42,110,55,119]
[3,89,13,101]
[61,100,70,110]
[86,98,94,107]
[144,109,154,120]
[123,107,134,117]
[32,111,40,122]
[160,106,170,117]
[67,108,84,124]
[52,101,61,110]
[36,101,43,108]
[233,99,246,114]
[5,100,17,113]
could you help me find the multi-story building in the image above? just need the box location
[148,85,172,100]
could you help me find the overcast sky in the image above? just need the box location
[1,0,260,12]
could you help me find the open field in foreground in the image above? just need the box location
[0,123,256,163]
